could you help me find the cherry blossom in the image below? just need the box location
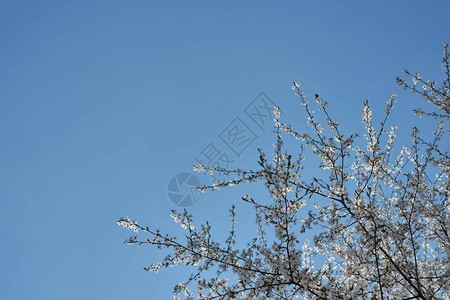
[119,43,450,300]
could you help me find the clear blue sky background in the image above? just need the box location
[1,1,449,299]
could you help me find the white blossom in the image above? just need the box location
[119,44,450,300]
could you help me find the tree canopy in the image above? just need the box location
[119,43,450,300]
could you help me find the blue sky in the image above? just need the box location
[0,1,449,299]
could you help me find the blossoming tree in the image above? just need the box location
[119,44,450,299]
